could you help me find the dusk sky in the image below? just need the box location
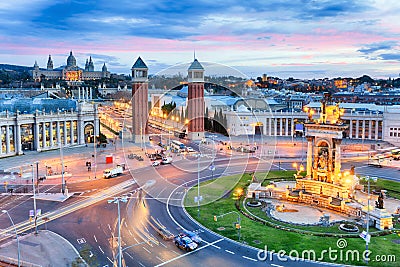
[1,0,400,79]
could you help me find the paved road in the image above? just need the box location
[1,132,396,267]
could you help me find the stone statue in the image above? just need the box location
[375,192,384,209]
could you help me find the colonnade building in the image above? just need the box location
[0,101,99,158]
[225,102,400,145]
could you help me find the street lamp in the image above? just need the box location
[30,164,38,235]
[364,175,377,264]
[194,152,203,218]
[59,141,66,194]
[2,210,20,267]
[108,196,128,267]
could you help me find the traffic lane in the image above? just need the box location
[47,200,117,267]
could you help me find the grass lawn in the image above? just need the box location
[360,178,400,199]
[185,172,400,267]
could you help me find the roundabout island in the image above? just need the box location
[184,100,400,267]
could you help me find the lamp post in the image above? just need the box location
[364,175,377,264]
[197,152,201,218]
[93,131,97,179]
[59,141,66,194]
[2,210,20,267]
[108,196,128,267]
[30,164,38,235]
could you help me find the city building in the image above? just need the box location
[32,51,110,82]
[0,96,99,158]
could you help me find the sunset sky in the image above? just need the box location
[1,0,400,79]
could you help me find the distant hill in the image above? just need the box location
[0,64,33,72]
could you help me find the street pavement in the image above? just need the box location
[0,230,84,267]
[0,135,397,266]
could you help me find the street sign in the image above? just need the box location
[359,231,371,243]
[37,209,42,216]
[209,165,215,171]
[29,210,34,217]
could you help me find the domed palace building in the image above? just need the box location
[32,51,110,82]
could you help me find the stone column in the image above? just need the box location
[368,120,372,139]
[268,118,272,136]
[42,122,46,149]
[34,121,40,150]
[0,126,2,154]
[274,119,277,136]
[63,121,68,146]
[285,118,289,136]
[375,120,379,140]
[306,136,313,178]
[349,119,353,138]
[15,124,22,155]
[89,87,92,100]
[313,145,319,180]
[6,125,10,154]
[70,120,74,144]
[334,139,342,184]
[291,118,294,136]
[279,118,283,136]
[355,120,359,139]
[49,122,54,147]
[56,121,61,146]
[78,87,81,100]
[362,120,366,139]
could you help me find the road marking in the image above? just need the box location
[155,238,224,267]
[107,257,113,264]
[77,238,86,244]
[138,262,145,267]
[160,242,167,248]
[108,224,112,231]
[134,237,139,243]
[242,256,258,262]
[129,230,133,236]
[93,235,97,243]
[271,264,283,267]
[124,252,134,260]
[225,249,234,254]
[156,256,164,262]
[142,246,151,254]
[124,221,128,228]
[98,246,104,254]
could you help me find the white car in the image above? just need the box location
[186,147,195,152]
[152,161,160,167]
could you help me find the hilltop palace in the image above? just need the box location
[32,51,110,82]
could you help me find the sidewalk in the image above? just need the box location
[0,230,84,267]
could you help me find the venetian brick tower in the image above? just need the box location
[131,57,149,143]
[187,59,205,140]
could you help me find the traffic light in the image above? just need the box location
[213,216,217,222]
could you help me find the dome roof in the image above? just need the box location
[67,51,76,67]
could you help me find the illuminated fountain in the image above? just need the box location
[246,93,393,229]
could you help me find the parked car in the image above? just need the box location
[161,157,173,164]
[182,229,202,244]
[152,161,160,167]
[174,234,198,252]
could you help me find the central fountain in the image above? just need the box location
[246,93,394,230]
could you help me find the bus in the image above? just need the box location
[170,140,186,152]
